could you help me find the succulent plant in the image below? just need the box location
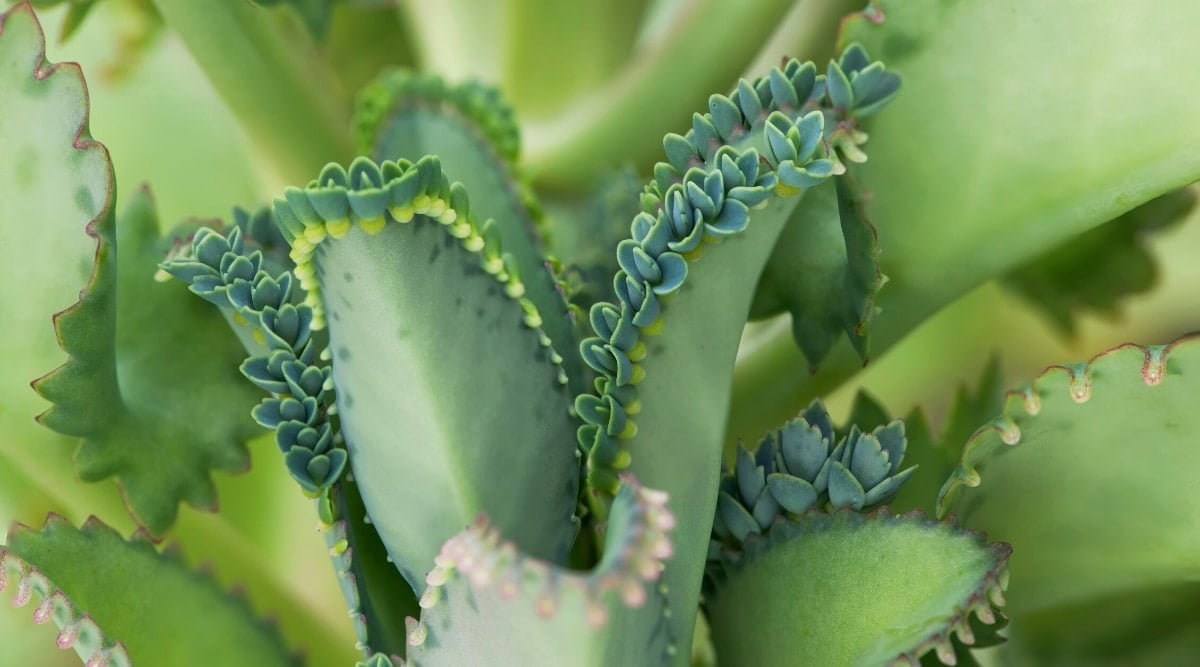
[2,1,1199,665]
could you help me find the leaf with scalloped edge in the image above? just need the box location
[1001,188,1197,337]
[573,47,901,651]
[1,515,298,666]
[749,175,883,368]
[881,358,1006,514]
[404,476,675,666]
[0,0,110,511]
[32,185,264,536]
[938,336,1200,660]
[268,156,580,589]
[354,70,584,395]
[706,509,1010,666]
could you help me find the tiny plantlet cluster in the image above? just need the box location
[1,1,1198,665]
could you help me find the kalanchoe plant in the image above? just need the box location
[2,1,1199,666]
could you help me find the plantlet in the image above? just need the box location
[2,1,1198,665]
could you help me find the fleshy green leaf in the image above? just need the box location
[406,477,675,667]
[729,0,1200,447]
[33,187,264,536]
[939,337,1200,656]
[1,515,299,666]
[706,510,1010,666]
[574,48,899,652]
[1002,188,1197,336]
[272,156,580,588]
[749,177,883,368]
[355,70,584,394]
[0,1,112,524]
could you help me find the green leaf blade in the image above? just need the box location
[33,187,266,536]
[940,338,1200,613]
[2,515,299,667]
[355,71,583,395]
[706,510,1009,667]
[273,156,580,589]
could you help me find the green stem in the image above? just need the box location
[522,0,794,190]
[501,0,650,116]
[149,0,353,184]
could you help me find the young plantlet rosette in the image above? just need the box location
[2,1,1200,666]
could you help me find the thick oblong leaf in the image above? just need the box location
[939,338,1200,634]
[729,0,1200,449]
[705,510,1009,666]
[273,157,580,589]
[575,49,899,652]
[1,515,298,667]
[355,70,583,395]
[32,187,264,536]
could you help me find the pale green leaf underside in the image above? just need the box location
[406,478,674,667]
[356,72,584,395]
[33,187,264,536]
[940,337,1200,620]
[0,3,109,438]
[3,516,298,666]
[706,511,1008,666]
[318,220,579,588]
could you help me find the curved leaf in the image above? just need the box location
[355,70,583,394]
[574,49,899,652]
[705,510,1009,666]
[730,0,1200,447]
[147,0,352,183]
[33,186,265,536]
[406,476,675,666]
[271,156,580,588]
[1,515,298,666]
[940,338,1200,614]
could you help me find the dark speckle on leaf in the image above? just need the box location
[343,271,354,283]
[74,184,95,216]
[337,346,352,361]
